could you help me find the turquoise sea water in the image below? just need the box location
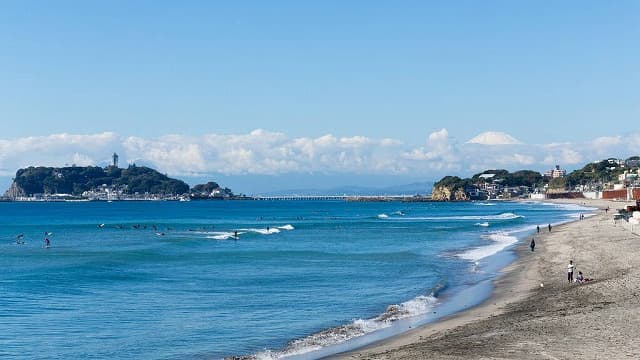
[0,200,594,359]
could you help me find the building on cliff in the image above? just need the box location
[544,165,566,178]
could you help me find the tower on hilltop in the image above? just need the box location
[112,152,119,168]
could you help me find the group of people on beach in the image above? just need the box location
[530,223,554,251]
[567,260,592,284]
[531,224,594,284]
[536,224,553,234]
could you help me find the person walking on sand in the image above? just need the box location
[567,260,575,283]
[537,225,540,234]
[530,238,535,252]
[548,223,552,232]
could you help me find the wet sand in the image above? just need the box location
[331,199,640,359]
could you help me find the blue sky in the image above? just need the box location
[0,1,639,193]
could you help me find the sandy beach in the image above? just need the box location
[331,199,640,359]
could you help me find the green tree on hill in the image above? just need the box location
[12,165,190,196]
[471,169,543,187]
[564,160,623,187]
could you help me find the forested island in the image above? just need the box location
[3,165,235,201]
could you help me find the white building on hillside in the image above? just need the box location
[545,165,566,178]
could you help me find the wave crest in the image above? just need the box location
[397,212,523,221]
[253,295,438,359]
[457,232,518,261]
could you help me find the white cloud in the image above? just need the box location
[593,136,622,148]
[542,147,583,165]
[402,129,457,164]
[466,131,522,145]
[591,136,623,157]
[0,132,119,175]
[1,129,639,181]
[500,153,536,166]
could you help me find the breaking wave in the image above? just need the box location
[528,202,598,212]
[251,294,438,359]
[207,231,242,240]
[206,225,294,239]
[395,212,524,221]
[457,232,518,261]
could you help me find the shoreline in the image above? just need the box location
[328,198,640,359]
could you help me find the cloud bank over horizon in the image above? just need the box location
[1,129,640,181]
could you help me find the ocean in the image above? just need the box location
[0,200,594,359]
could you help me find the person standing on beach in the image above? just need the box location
[537,225,540,234]
[548,224,552,232]
[567,260,575,283]
[530,238,535,252]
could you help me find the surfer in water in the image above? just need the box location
[234,231,239,240]
[44,237,50,248]
[16,234,25,245]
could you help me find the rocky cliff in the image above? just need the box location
[430,175,472,201]
[431,185,469,201]
[4,181,26,199]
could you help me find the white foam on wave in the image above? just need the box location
[536,202,598,212]
[457,232,518,261]
[253,294,438,359]
[474,203,496,206]
[398,212,523,221]
[475,222,489,227]
[206,231,242,240]
[377,213,389,219]
[241,227,281,235]
[207,225,293,239]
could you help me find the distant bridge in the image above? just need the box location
[251,195,426,201]
[252,195,349,201]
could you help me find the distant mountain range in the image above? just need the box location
[255,182,433,196]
